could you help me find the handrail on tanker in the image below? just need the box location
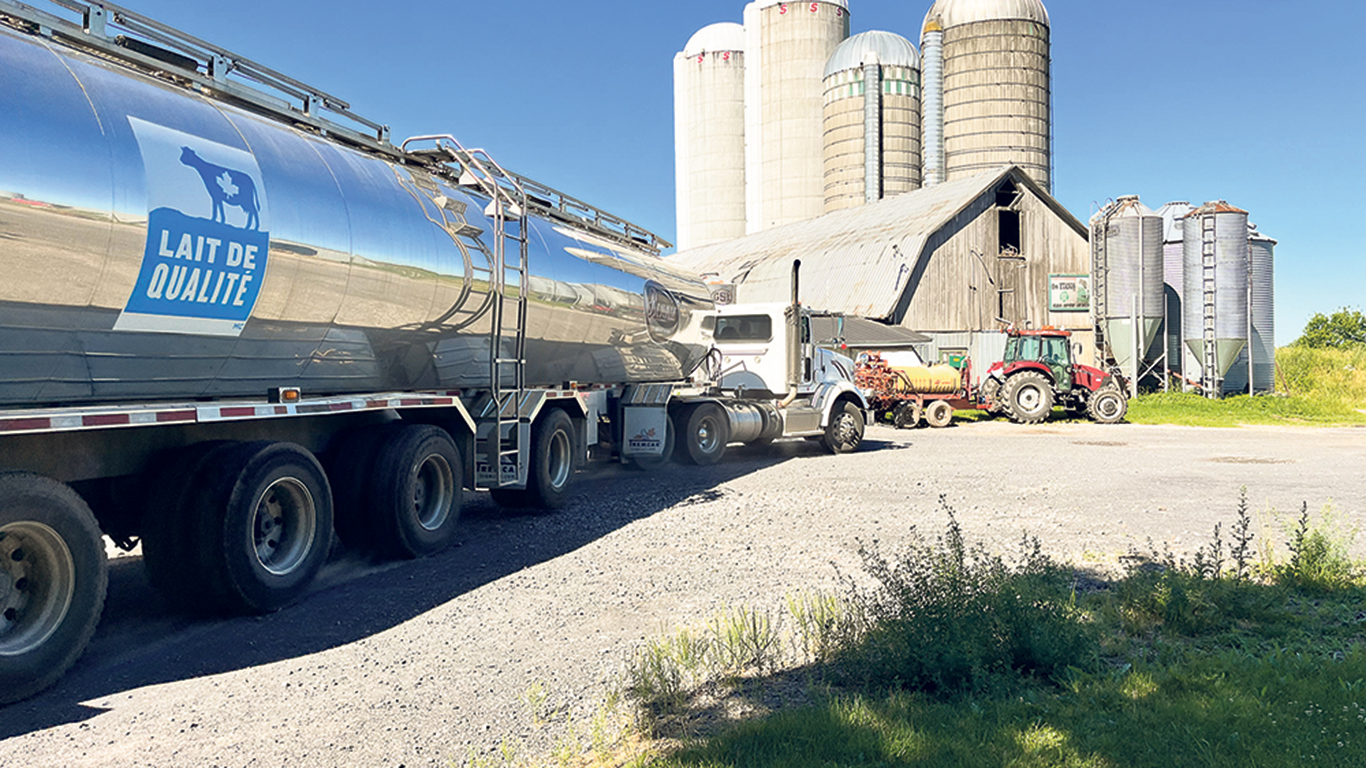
[0,0,673,255]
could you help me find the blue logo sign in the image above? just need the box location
[117,119,271,336]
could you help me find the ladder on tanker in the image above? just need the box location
[403,135,531,488]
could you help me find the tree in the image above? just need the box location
[1294,308,1366,349]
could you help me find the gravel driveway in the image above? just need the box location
[1,420,1363,766]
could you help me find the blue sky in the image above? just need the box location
[106,0,1363,344]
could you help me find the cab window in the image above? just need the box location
[715,315,772,342]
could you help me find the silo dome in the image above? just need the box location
[682,22,747,58]
[922,0,1052,190]
[823,30,920,78]
[822,31,922,212]
[935,0,1050,27]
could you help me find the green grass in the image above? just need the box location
[1126,391,1366,427]
[617,499,1366,768]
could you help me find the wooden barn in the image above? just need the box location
[672,166,1092,378]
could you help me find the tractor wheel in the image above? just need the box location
[1005,372,1054,424]
[1087,387,1128,424]
[981,378,1004,414]
[892,401,922,429]
[924,400,954,428]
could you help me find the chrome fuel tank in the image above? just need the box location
[0,25,712,406]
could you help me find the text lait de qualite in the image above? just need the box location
[143,230,260,307]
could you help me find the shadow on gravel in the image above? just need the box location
[0,439,823,738]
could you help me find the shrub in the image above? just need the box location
[1271,502,1360,592]
[833,497,1094,696]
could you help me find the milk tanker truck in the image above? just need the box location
[0,1,869,703]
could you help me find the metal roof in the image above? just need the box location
[811,316,931,347]
[1155,201,1194,243]
[924,0,1051,30]
[680,22,746,57]
[672,165,1085,322]
[824,30,919,78]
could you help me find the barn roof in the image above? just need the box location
[671,166,1086,321]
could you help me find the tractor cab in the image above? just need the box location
[1001,330,1075,395]
[984,327,1128,424]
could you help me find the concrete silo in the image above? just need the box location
[743,0,850,232]
[674,22,748,251]
[1182,201,1249,397]
[1091,196,1164,389]
[822,30,922,213]
[920,1,945,186]
[923,0,1052,190]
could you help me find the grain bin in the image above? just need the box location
[822,30,921,213]
[929,0,1052,191]
[1091,196,1164,378]
[1182,201,1249,396]
[1225,224,1277,394]
[743,0,850,232]
[674,22,748,251]
[1156,201,1195,379]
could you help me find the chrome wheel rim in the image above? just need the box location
[251,478,316,576]
[0,522,76,657]
[413,453,455,532]
[695,414,722,455]
[547,429,573,491]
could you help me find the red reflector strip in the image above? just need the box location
[220,407,258,418]
[156,410,196,423]
[82,414,131,427]
[0,417,52,433]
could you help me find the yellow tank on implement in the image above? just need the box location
[890,364,961,395]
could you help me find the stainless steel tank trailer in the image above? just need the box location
[0,0,869,704]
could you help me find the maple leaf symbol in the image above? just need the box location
[216,171,239,197]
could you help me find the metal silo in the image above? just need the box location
[920,1,945,187]
[933,0,1052,190]
[822,30,921,213]
[674,22,748,251]
[1091,196,1164,386]
[1226,225,1277,394]
[1182,201,1250,397]
[1156,201,1195,381]
[743,0,850,232]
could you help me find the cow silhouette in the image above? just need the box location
[179,146,260,230]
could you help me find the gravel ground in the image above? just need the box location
[1,420,1363,766]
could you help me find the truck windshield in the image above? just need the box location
[715,315,772,342]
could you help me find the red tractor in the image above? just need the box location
[982,328,1128,424]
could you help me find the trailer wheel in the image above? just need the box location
[925,400,954,428]
[1005,372,1054,424]
[492,409,576,511]
[822,402,865,454]
[893,401,922,429]
[0,473,107,705]
[1087,387,1128,424]
[981,378,1004,414]
[369,425,463,559]
[140,441,240,605]
[679,403,729,466]
[196,442,333,614]
[325,426,393,551]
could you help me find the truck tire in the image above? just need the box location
[1087,387,1128,424]
[491,409,576,512]
[140,441,241,605]
[925,400,954,428]
[822,402,865,454]
[195,442,333,614]
[369,425,463,559]
[325,425,394,551]
[1005,372,1054,424]
[0,473,108,705]
[679,403,729,466]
